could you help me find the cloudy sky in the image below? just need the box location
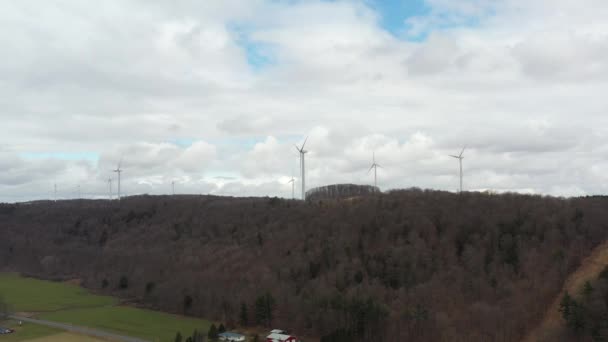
[1,0,608,202]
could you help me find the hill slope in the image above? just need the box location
[1,190,607,341]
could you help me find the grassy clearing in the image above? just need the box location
[22,332,109,342]
[0,273,211,341]
[39,306,211,342]
[0,321,62,342]
[0,273,115,312]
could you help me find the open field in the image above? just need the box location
[0,273,212,341]
[39,306,211,342]
[0,273,116,312]
[0,321,61,342]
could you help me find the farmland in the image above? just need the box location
[0,273,211,341]
[0,273,116,312]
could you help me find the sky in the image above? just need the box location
[2,0,608,202]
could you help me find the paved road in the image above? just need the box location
[10,315,150,342]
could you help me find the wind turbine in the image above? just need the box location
[172,180,175,196]
[107,178,113,200]
[288,174,295,200]
[295,137,308,200]
[113,158,123,200]
[449,147,466,193]
[77,185,81,199]
[368,152,381,190]
[54,182,57,202]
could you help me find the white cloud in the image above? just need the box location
[1,0,608,201]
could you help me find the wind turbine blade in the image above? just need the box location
[449,155,460,158]
[301,136,308,150]
[294,145,301,153]
[376,164,382,169]
[367,165,374,174]
[459,146,466,157]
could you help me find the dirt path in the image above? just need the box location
[523,240,608,342]
[9,316,149,342]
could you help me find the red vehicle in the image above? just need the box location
[266,329,300,342]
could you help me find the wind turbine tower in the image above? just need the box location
[54,183,57,202]
[107,178,112,200]
[113,159,123,200]
[368,152,381,190]
[172,181,175,196]
[449,147,466,193]
[295,137,308,200]
[288,176,295,199]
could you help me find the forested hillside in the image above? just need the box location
[1,190,607,341]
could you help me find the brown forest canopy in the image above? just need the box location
[0,190,606,341]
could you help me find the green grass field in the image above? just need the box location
[0,273,212,342]
[0,273,115,312]
[39,306,211,342]
[0,321,62,342]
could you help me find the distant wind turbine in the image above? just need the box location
[113,158,123,200]
[54,182,57,202]
[172,180,175,196]
[449,146,466,193]
[288,174,295,199]
[77,185,81,199]
[107,177,112,200]
[295,137,308,200]
[368,152,382,190]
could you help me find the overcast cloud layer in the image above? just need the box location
[1,0,608,202]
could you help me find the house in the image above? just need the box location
[266,329,299,342]
[218,332,246,341]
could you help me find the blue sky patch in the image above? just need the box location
[364,0,489,41]
[168,138,196,148]
[228,23,276,70]
[365,0,430,39]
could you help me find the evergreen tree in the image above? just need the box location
[192,329,203,342]
[582,281,594,300]
[218,323,226,333]
[255,292,276,327]
[208,324,218,341]
[183,295,193,313]
[239,302,249,326]
[559,292,573,320]
[119,275,128,289]
[567,301,586,334]
[174,332,183,342]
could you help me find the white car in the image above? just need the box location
[267,329,301,342]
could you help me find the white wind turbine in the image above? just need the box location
[295,137,309,200]
[172,180,175,196]
[288,170,296,199]
[449,146,466,193]
[368,151,381,190]
[107,177,112,200]
[113,158,123,200]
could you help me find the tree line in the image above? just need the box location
[1,190,608,341]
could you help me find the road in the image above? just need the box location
[10,315,150,342]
